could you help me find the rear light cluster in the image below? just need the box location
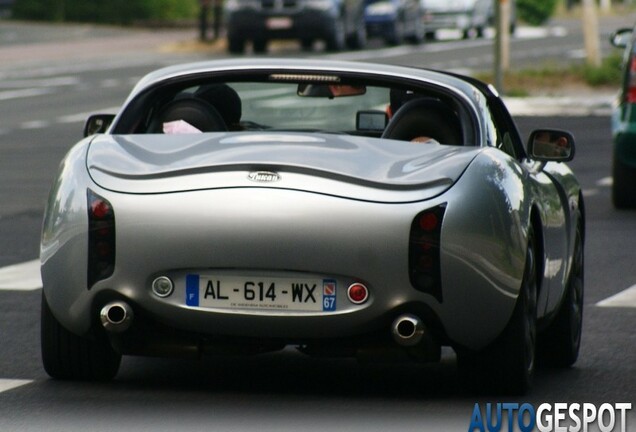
[627,57,636,103]
[409,205,445,302]
[87,189,116,288]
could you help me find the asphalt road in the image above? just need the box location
[0,19,635,431]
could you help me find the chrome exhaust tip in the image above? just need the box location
[391,314,425,347]
[100,301,133,333]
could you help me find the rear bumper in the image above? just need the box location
[227,9,337,41]
[43,167,524,352]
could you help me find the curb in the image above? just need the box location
[504,94,615,117]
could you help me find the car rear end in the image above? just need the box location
[225,0,340,49]
[421,0,474,37]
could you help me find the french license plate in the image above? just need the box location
[266,17,292,30]
[186,274,337,312]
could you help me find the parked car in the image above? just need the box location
[610,27,636,208]
[363,0,425,45]
[421,0,515,40]
[224,0,367,53]
[41,59,584,395]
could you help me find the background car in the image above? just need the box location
[41,59,583,395]
[224,0,367,53]
[610,26,636,208]
[421,0,515,40]
[363,0,424,45]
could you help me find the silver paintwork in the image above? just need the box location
[41,59,582,353]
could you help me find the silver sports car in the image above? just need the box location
[41,59,584,394]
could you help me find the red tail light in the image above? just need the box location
[409,205,445,302]
[87,190,116,288]
[627,57,636,103]
[347,283,369,304]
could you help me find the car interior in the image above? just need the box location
[117,77,469,147]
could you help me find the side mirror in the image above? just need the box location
[610,27,633,48]
[527,129,575,162]
[84,114,115,137]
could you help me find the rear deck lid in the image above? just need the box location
[87,132,480,203]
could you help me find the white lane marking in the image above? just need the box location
[582,188,598,197]
[596,285,636,308]
[0,379,33,394]
[0,88,53,101]
[20,120,50,130]
[0,76,79,89]
[597,177,613,187]
[0,260,42,291]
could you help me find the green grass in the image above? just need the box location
[475,52,623,96]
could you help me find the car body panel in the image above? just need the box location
[86,132,479,200]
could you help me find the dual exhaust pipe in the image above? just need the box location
[99,302,425,347]
[100,301,133,333]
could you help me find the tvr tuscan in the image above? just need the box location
[41,59,584,394]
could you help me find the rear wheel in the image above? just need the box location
[385,20,404,45]
[301,38,314,51]
[228,37,245,54]
[458,227,537,395]
[346,18,367,49]
[538,219,584,367]
[612,156,636,208]
[326,17,346,51]
[407,16,424,44]
[41,293,121,381]
[253,39,268,53]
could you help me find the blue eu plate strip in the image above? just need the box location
[186,274,199,307]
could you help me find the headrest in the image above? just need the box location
[382,98,463,145]
[195,84,242,127]
[154,97,228,133]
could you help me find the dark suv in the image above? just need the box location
[224,0,367,53]
[610,27,636,208]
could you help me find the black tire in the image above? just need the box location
[407,16,424,44]
[346,18,367,50]
[538,219,584,367]
[301,38,314,51]
[385,20,404,46]
[458,228,538,395]
[41,293,121,381]
[425,30,436,40]
[227,37,245,54]
[253,39,268,54]
[326,17,346,51]
[612,156,636,209]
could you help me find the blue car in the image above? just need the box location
[364,0,424,45]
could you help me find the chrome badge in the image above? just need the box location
[248,171,280,183]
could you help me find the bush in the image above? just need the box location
[517,0,558,26]
[12,0,198,25]
[583,53,624,86]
